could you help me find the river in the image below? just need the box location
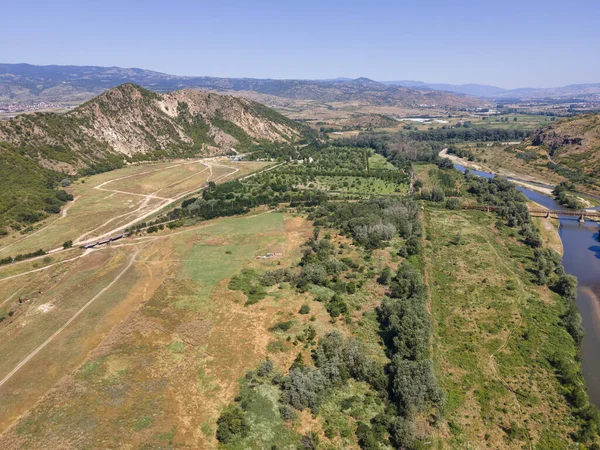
[454,164,600,406]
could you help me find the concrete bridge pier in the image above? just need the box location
[546,211,551,219]
[579,214,585,223]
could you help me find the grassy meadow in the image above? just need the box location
[424,207,582,448]
[0,213,316,448]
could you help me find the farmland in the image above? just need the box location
[0,140,596,449]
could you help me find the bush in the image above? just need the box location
[445,198,460,210]
[299,304,310,315]
[62,240,73,249]
[216,405,249,443]
[269,320,295,332]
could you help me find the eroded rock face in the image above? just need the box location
[532,130,583,150]
[0,84,303,172]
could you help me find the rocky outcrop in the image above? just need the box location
[0,84,304,173]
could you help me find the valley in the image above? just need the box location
[0,157,269,257]
[0,123,597,448]
[0,67,600,448]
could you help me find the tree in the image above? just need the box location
[430,187,445,202]
[391,358,443,414]
[555,274,578,300]
[216,405,249,443]
[281,366,329,412]
[378,266,392,285]
[62,240,73,249]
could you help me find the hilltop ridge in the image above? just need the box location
[0,83,304,228]
[0,83,303,173]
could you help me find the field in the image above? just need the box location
[306,175,407,195]
[368,153,397,170]
[0,159,270,258]
[0,212,317,448]
[424,207,580,448]
[397,114,555,132]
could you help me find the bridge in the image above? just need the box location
[461,204,600,222]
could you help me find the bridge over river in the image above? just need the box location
[461,204,600,222]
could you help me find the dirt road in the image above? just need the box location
[0,248,140,389]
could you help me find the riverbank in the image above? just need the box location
[439,148,599,208]
[439,148,555,195]
[425,206,591,447]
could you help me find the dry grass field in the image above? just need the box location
[0,159,271,258]
[0,212,317,449]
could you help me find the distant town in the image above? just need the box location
[0,101,73,118]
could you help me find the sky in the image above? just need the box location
[1,0,599,89]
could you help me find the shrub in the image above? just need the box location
[299,304,310,314]
[445,198,460,210]
[216,405,249,443]
[269,320,295,332]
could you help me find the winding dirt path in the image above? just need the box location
[57,160,239,250]
[0,248,140,389]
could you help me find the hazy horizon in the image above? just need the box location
[1,0,599,89]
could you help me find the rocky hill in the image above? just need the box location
[0,83,303,174]
[0,64,484,110]
[0,84,304,229]
[530,113,600,177]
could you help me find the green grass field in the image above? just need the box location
[424,207,580,448]
[368,153,396,169]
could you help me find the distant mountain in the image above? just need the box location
[0,64,483,109]
[0,83,304,228]
[383,80,600,99]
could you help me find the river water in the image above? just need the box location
[454,164,600,406]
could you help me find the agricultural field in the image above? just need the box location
[385,114,555,133]
[368,153,397,170]
[0,159,270,258]
[424,207,583,448]
[306,175,407,195]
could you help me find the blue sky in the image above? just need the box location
[2,0,598,88]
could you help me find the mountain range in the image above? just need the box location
[382,80,600,99]
[0,64,482,109]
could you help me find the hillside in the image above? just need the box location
[530,113,600,177]
[0,84,303,229]
[0,64,484,110]
[0,84,302,171]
